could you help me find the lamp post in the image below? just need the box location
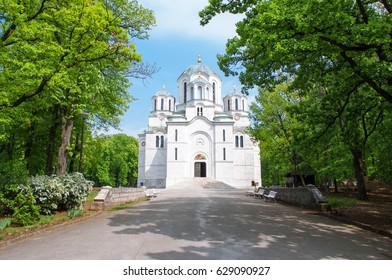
[79,111,89,173]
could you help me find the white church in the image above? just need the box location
[137,57,261,188]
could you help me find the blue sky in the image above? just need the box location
[111,0,247,137]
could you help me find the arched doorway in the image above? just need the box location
[194,153,207,177]
[194,162,207,177]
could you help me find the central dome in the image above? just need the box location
[182,63,217,77]
[180,55,219,78]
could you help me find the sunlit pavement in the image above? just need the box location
[0,181,391,260]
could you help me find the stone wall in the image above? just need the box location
[90,188,145,211]
[267,187,325,210]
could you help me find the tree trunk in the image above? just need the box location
[350,148,368,200]
[25,122,36,173]
[68,132,80,173]
[57,107,74,176]
[46,105,60,175]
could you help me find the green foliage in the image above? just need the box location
[0,184,20,216]
[11,190,41,226]
[84,134,138,187]
[200,0,392,102]
[0,0,156,180]
[67,209,84,219]
[0,218,12,230]
[201,0,392,198]
[0,185,41,226]
[0,157,29,186]
[325,196,358,215]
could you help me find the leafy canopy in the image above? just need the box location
[200,0,392,103]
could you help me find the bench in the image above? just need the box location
[264,191,277,202]
[254,189,265,199]
[145,189,159,199]
[245,188,256,196]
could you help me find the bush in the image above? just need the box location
[325,196,357,215]
[0,218,11,230]
[19,173,94,215]
[0,185,40,226]
[0,184,19,216]
[11,190,41,226]
[67,209,84,218]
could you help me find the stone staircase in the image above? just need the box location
[169,178,234,190]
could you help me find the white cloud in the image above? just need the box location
[139,0,242,43]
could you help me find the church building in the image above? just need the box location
[137,58,261,188]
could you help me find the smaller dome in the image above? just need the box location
[154,85,172,97]
[226,86,243,97]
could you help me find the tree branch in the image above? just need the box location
[314,81,364,142]
[381,0,392,14]
[340,51,392,103]
[9,75,52,108]
[355,0,369,24]
[1,0,48,43]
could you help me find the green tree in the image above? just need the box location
[0,0,156,180]
[200,0,392,200]
[84,134,138,187]
[200,0,392,102]
[249,83,301,186]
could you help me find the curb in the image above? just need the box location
[0,211,103,249]
[318,212,392,239]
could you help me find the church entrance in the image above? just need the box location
[194,162,207,177]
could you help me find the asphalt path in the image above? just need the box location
[0,186,391,260]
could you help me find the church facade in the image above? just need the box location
[137,58,261,188]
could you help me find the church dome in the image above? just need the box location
[154,85,172,97]
[226,86,243,97]
[180,56,219,78]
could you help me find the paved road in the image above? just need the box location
[0,183,391,260]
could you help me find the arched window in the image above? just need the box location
[223,148,226,161]
[154,99,157,111]
[223,129,226,142]
[227,99,231,111]
[240,136,244,148]
[175,148,178,160]
[160,135,164,148]
[235,99,239,110]
[242,99,245,111]
[198,86,202,99]
[213,82,216,103]
[175,129,178,141]
[235,136,239,148]
[156,136,159,148]
[184,82,187,104]
[160,99,164,110]
[169,99,172,111]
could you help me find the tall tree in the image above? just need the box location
[0,0,156,178]
[200,0,392,102]
[249,83,301,186]
[84,134,138,187]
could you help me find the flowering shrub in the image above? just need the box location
[19,173,93,215]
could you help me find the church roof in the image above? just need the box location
[153,85,172,97]
[180,56,219,78]
[226,86,244,97]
